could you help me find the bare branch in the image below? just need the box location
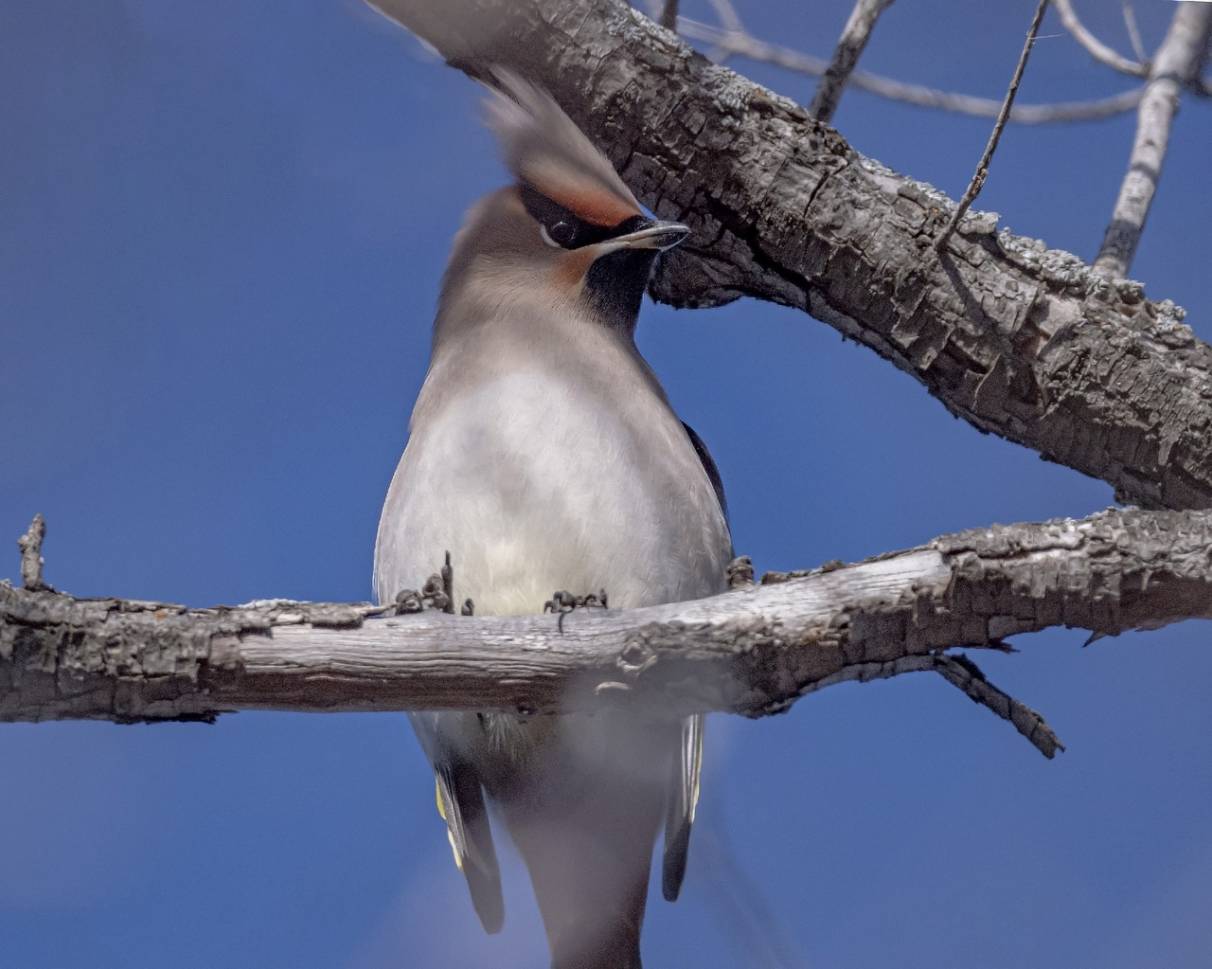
[809,0,896,124]
[696,0,746,63]
[1121,0,1147,65]
[677,16,1143,124]
[936,0,1049,253]
[658,0,678,32]
[367,0,1212,511]
[1055,0,1147,78]
[4,508,1212,763]
[706,0,743,35]
[17,515,49,592]
[932,654,1064,759]
[805,653,1064,758]
[1094,2,1212,277]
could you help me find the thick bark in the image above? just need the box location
[367,0,1212,511]
[4,508,1211,761]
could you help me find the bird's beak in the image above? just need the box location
[605,219,691,253]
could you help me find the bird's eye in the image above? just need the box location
[540,220,577,249]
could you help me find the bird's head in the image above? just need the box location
[435,71,688,341]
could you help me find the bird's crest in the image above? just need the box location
[484,70,641,228]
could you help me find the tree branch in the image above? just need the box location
[936,0,1048,252]
[676,15,1143,124]
[368,0,1212,511]
[4,508,1212,764]
[1121,1,1147,66]
[1055,0,1147,78]
[1094,2,1212,277]
[809,0,896,124]
[802,652,1064,758]
[658,0,679,32]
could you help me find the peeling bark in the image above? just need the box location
[4,508,1210,762]
[367,0,1212,511]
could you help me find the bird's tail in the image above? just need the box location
[512,809,652,969]
[499,733,669,969]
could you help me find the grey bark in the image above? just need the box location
[1094,2,1212,277]
[4,508,1211,761]
[367,0,1212,512]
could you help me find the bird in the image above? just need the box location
[373,71,733,969]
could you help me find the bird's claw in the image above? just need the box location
[544,588,608,632]
[726,555,755,589]
[394,551,473,616]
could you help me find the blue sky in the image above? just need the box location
[3,1,1211,967]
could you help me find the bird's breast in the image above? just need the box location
[374,345,730,616]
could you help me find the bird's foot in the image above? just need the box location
[725,555,755,589]
[394,551,474,616]
[544,588,608,632]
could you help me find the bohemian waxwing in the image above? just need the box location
[373,71,732,969]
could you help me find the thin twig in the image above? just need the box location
[659,0,679,32]
[936,0,1048,252]
[1121,0,1147,66]
[933,655,1065,759]
[804,653,1063,759]
[1055,0,1146,78]
[809,0,896,123]
[1094,2,1212,277]
[17,514,49,592]
[677,17,1142,124]
[704,0,743,62]
[706,0,743,34]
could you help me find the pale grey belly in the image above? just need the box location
[374,370,731,614]
[377,368,731,785]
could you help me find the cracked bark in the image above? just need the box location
[4,507,1211,762]
[367,0,1212,511]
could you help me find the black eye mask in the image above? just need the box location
[519,184,645,250]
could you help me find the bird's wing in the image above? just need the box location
[662,711,705,902]
[412,713,504,933]
[663,422,728,902]
[681,420,728,522]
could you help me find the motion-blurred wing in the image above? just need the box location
[662,712,705,902]
[664,422,726,902]
[413,714,504,933]
[682,420,728,522]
